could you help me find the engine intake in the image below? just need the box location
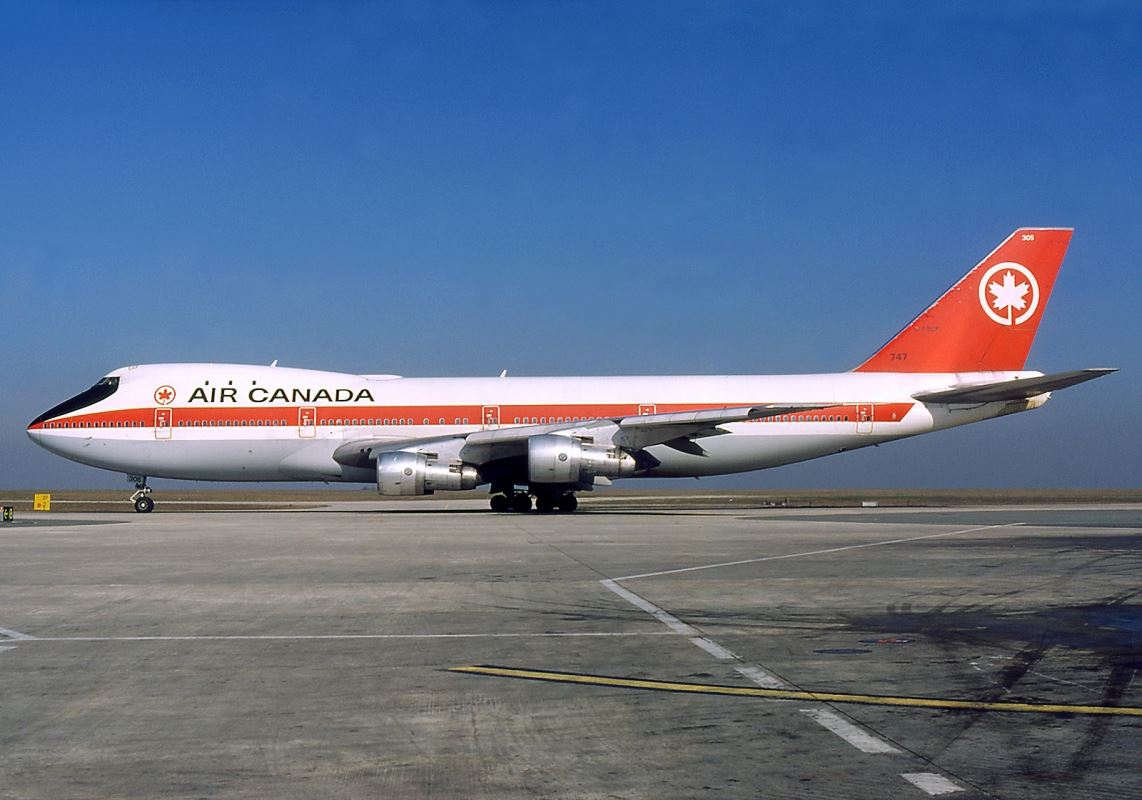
[527,434,636,484]
[377,451,479,496]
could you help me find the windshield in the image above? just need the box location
[30,377,121,426]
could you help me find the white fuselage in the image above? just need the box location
[26,363,1046,484]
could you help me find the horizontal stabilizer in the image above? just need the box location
[913,368,1117,404]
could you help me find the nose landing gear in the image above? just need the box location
[128,476,154,513]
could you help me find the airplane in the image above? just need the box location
[27,227,1114,514]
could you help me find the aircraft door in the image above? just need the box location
[299,406,317,438]
[482,405,500,430]
[638,404,656,416]
[856,404,873,434]
[155,408,172,439]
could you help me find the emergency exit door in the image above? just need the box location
[299,406,317,438]
[482,405,500,430]
[154,408,172,439]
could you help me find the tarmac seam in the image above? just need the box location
[0,631,675,642]
[613,522,1025,580]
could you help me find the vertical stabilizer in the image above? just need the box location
[854,228,1073,372]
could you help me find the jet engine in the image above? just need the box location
[527,434,636,484]
[377,451,479,496]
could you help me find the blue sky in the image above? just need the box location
[2,2,1139,490]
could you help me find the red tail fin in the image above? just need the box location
[854,228,1073,373]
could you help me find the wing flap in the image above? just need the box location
[913,368,1116,404]
[610,404,827,451]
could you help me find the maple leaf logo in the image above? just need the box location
[978,262,1040,326]
[988,271,1030,323]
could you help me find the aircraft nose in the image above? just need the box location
[26,423,48,451]
[26,418,73,459]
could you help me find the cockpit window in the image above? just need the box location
[31,377,121,426]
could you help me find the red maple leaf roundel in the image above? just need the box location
[977,262,1040,326]
[154,385,176,405]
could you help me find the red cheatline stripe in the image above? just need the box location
[30,402,915,430]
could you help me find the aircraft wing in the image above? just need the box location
[464,403,830,454]
[332,403,829,468]
[912,368,1117,404]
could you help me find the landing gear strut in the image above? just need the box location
[489,488,578,513]
[489,491,534,512]
[129,476,154,513]
[536,491,578,513]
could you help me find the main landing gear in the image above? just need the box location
[128,476,154,513]
[488,489,578,513]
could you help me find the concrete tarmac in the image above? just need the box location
[1,502,1140,799]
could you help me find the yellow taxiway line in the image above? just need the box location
[449,665,1142,717]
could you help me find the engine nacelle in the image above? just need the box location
[527,434,637,484]
[377,451,479,496]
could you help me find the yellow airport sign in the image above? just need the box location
[33,493,51,511]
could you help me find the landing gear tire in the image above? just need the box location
[510,493,533,513]
[489,494,510,513]
[134,495,155,514]
[557,494,578,513]
[535,495,557,513]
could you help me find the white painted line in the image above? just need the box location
[0,646,16,653]
[602,580,794,686]
[3,631,672,643]
[616,523,1022,581]
[601,579,768,668]
[800,709,901,754]
[734,663,789,689]
[901,772,964,795]
[0,627,34,640]
[690,637,737,660]
[600,579,699,636]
